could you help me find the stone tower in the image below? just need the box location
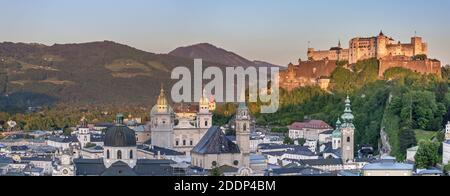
[197,89,212,131]
[376,31,389,59]
[150,86,174,149]
[340,96,355,163]
[236,102,251,167]
[77,116,91,148]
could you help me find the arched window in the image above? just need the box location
[117,150,122,159]
[176,140,179,146]
[106,150,110,159]
[190,140,193,146]
[243,123,247,131]
[130,150,133,159]
[347,137,351,142]
[205,121,208,127]
[183,140,186,146]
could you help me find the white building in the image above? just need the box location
[443,122,450,165]
[288,120,333,141]
[150,87,214,155]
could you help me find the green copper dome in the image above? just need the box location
[341,96,354,123]
[332,118,342,138]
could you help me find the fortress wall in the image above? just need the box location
[379,59,441,78]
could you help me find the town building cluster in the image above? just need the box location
[2,90,445,176]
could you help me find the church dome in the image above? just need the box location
[150,86,174,115]
[104,125,136,147]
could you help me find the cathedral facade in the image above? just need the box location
[150,87,214,155]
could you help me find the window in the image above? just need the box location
[347,137,351,142]
[243,123,247,131]
[205,121,208,127]
[212,161,217,167]
[130,150,133,159]
[183,140,186,146]
[190,140,193,146]
[117,150,122,159]
[176,141,179,146]
[106,150,110,159]
[233,160,239,166]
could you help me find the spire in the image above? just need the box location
[336,118,342,128]
[80,116,88,128]
[379,30,385,37]
[157,84,167,106]
[338,40,342,48]
[341,96,354,123]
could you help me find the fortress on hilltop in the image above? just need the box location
[279,31,441,91]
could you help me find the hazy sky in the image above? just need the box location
[1,0,450,65]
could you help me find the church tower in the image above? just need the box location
[340,96,355,163]
[236,102,251,167]
[150,86,175,149]
[77,116,91,148]
[332,118,342,150]
[197,89,212,131]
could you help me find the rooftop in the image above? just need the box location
[289,120,332,130]
[192,126,240,155]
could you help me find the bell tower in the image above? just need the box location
[236,102,251,167]
[340,96,355,163]
[77,116,91,148]
[197,89,212,130]
[150,86,174,149]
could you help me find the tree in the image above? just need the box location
[415,141,440,169]
[297,138,306,146]
[283,137,294,145]
[444,164,450,176]
[209,167,223,176]
[398,129,417,156]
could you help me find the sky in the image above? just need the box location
[1,0,450,65]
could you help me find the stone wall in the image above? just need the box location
[379,58,441,78]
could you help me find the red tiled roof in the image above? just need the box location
[289,120,332,130]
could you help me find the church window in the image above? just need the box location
[176,140,179,146]
[106,150,110,159]
[117,150,122,159]
[243,123,247,131]
[205,121,208,127]
[183,140,186,146]
[347,137,351,142]
[190,140,193,146]
[130,150,133,159]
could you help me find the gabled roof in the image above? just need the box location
[289,120,332,130]
[101,161,137,176]
[192,126,240,154]
[73,158,176,176]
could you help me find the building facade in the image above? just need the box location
[308,31,428,64]
[150,87,214,154]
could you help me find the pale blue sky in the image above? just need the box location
[1,0,450,65]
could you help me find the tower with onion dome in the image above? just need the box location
[150,86,175,149]
[340,96,355,163]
